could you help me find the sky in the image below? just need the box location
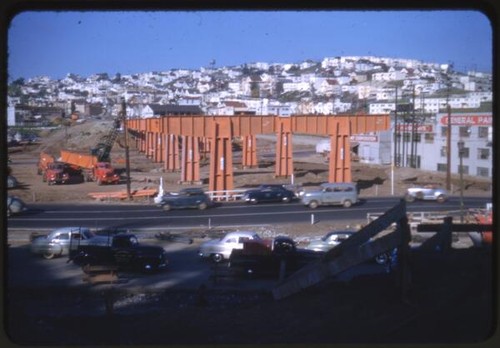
[7,10,493,81]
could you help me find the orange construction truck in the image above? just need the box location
[60,150,120,185]
[37,152,55,176]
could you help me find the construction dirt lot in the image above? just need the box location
[4,119,496,345]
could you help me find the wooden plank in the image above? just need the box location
[324,200,406,261]
[272,231,401,300]
[272,200,407,300]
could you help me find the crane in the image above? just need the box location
[91,115,121,162]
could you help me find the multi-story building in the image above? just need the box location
[353,111,492,179]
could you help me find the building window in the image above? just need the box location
[460,147,470,159]
[478,127,488,138]
[424,133,434,143]
[441,126,448,137]
[476,167,489,178]
[440,146,447,157]
[437,163,447,172]
[458,165,469,175]
[459,126,471,137]
[478,148,490,160]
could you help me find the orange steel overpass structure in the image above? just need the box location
[125,114,391,192]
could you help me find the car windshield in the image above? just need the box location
[81,230,95,239]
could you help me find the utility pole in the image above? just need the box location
[446,98,452,191]
[121,98,132,200]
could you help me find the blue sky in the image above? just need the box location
[7,10,492,80]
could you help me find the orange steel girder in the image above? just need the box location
[242,135,257,168]
[125,114,390,191]
[209,118,234,192]
[164,134,180,172]
[275,117,293,177]
[180,135,200,183]
[329,118,352,182]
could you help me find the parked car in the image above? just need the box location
[198,231,264,262]
[304,230,395,265]
[304,230,357,252]
[158,187,213,211]
[228,236,322,277]
[7,175,18,188]
[69,233,168,273]
[405,185,448,203]
[30,227,109,259]
[301,182,358,208]
[6,195,27,217]
[242,184,296,204]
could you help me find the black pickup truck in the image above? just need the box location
[69,233,168,273]
[228,236,321,278]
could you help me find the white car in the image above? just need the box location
[7,195,27,217]
[198,231,264,262]
[30,227,109,259]
[405,185,448,203]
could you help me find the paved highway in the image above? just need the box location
[7,196,491,232]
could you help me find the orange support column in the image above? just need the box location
[209,118,234,192]
[180,135,201,184]
[275,117,293,178]
[152,132,162,162]
[242,135,257,168]
[329,118,352,183]
[164,134,180,172]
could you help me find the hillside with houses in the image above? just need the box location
[7,55,492,126]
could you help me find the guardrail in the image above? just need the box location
[367,209,481,231]
[206,189,247,202]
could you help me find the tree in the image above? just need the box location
[250,81,260,98]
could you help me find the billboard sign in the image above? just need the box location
[440,115,492,126]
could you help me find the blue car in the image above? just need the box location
[243,184,296,204]
[158,187,213,211]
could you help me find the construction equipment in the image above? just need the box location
[90,117,121,163]
[56,112,122,185]
[37,152,55,176]
[60,150,119,185]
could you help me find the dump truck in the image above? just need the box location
[37,152,55,176]
[60,150,120,185]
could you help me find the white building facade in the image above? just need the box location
[352,112,492,178]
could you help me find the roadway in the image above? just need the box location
[7,196,491,233]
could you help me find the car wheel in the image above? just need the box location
[375,253,389,265]
[343,200,352,208]
[250,198,258,204]
[282,196,291,203]
[308,200,319,209]
[43,252,56,260]
[198,202,208,210]
[436,195,446,203]
[404,194,415,203]
[212,253,224,263]
[162,204,171,211]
